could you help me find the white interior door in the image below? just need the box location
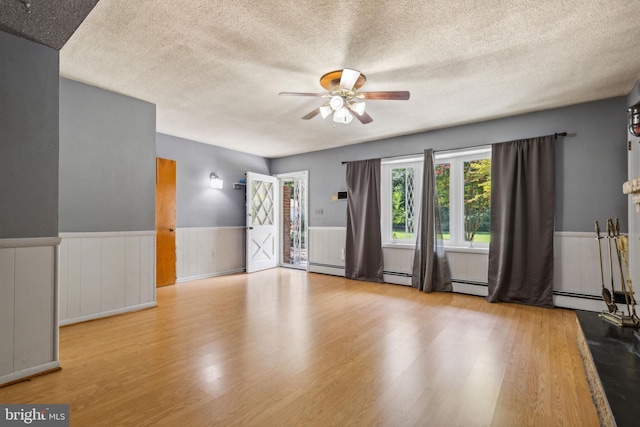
[246,172,278,273]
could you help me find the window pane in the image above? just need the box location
[391,167,415,240]
[435,163,450,240]
[250,180,274,225]
[463,159,491,244]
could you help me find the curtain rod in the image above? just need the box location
[341,132,569,164]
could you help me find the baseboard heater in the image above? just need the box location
[307,268,599,299]
[552,290,602,300]
[308,265,414,277]
[383,270,412,278]
[450,281,601,300]
[308,262,344,269]
[452,279,487,287]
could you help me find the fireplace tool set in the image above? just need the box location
[596,218,639,327]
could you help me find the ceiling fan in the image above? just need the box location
[279,69,410,125]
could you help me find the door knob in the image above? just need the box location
[169,228,175,232]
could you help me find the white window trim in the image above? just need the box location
[435,146,491,249]
[380,147,491,250]
[380,158,423,247]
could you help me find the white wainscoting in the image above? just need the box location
[382,246,414,285]
[308,227,346,276]
[58,231,156,326]
[307,227,608,312]
[176,227,245,282]
[447,248,490,296]
[553,231,612,311]
[308,227,487,286]
[0,237,61,386]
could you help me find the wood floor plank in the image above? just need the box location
[0,269,599,426]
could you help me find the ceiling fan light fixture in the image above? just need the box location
[319,105,332,119]
[350,101,366,115]
[329,95,344,111]
[333,107,353,124]
[279,69,410,126]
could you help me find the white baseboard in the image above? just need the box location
[308,264,345,277]
[383,274,412,286]
[176,268,246,283]
[553,295,609,312]
[451,282,605,312]
[59,302,157,326]
[0,361,61,387]
[453,281,489,296]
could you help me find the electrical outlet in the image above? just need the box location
[211,251,216,258]
[341,248,345,261]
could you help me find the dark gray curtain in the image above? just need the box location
[487,135,555,307]
[412,149,452,292]
[345,159,384,282]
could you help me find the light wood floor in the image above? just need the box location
[1,269,599,426]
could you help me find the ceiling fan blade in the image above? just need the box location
[359,91,410,100]
[301,108,321,120]
[352,110,373,124]
[339,69,361,90]
[279,92,328,97]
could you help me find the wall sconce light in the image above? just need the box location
[629,102,640,137]
[210,173,223,189]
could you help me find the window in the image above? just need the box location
[435,147,491,248]
[381,148,491,249]
[381,157,423,246]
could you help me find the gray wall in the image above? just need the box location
[271,97,628,232]
[59,78,156,232]
[156,133,269,228]
[0,31,59,238]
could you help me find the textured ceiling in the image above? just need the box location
[55,0,640,158]
[0,0,99,50]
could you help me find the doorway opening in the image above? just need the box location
[278,171,308,269]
